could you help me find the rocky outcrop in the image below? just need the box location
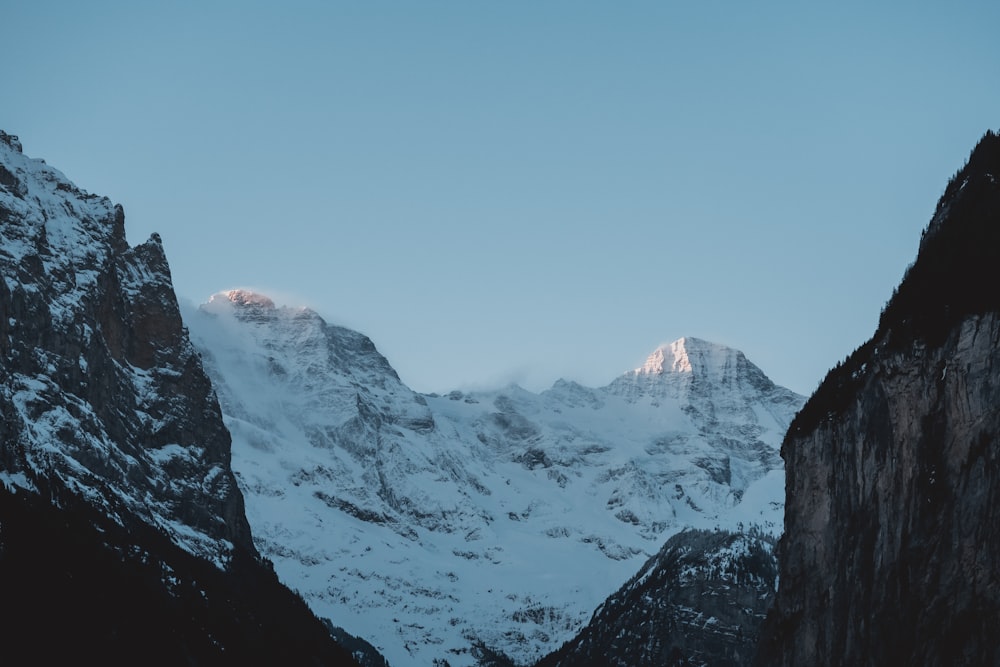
[756,130,1000,666]
[538,529,778,667]
[0,131,250,561]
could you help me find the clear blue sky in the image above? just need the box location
[5,1,999,395]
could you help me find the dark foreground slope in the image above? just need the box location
[756,130,1000,666]
[0,481,355,665]
[538,529,777,667]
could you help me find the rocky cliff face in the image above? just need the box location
[756,130,1000,666]
[0,130,249,561]
[0,131,358,664]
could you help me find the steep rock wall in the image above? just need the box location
[759,316,1000,666]
[757,130,1000,666]
[0,130,251,561]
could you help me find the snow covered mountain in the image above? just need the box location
[186,290,804,666]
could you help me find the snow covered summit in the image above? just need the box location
[185,292,804,666]
[612,336,794,403]
[213,288,277,310]
[636,337,702,374]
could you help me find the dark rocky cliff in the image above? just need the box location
[756,130,1000,666]
[0,129,250,558]
[537,529,778,667]
[0,130,357,664]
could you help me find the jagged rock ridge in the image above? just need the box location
[186,293,804,666]
[0,129,249,561]
[756,129,1000,666]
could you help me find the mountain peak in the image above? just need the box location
[635,337,735,377]
[0,129,22,152]
[223,289,276,309]
[870,128,1000,354]
[606,337,803,417]
[201,289,281,321]
[638,338,693,375]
